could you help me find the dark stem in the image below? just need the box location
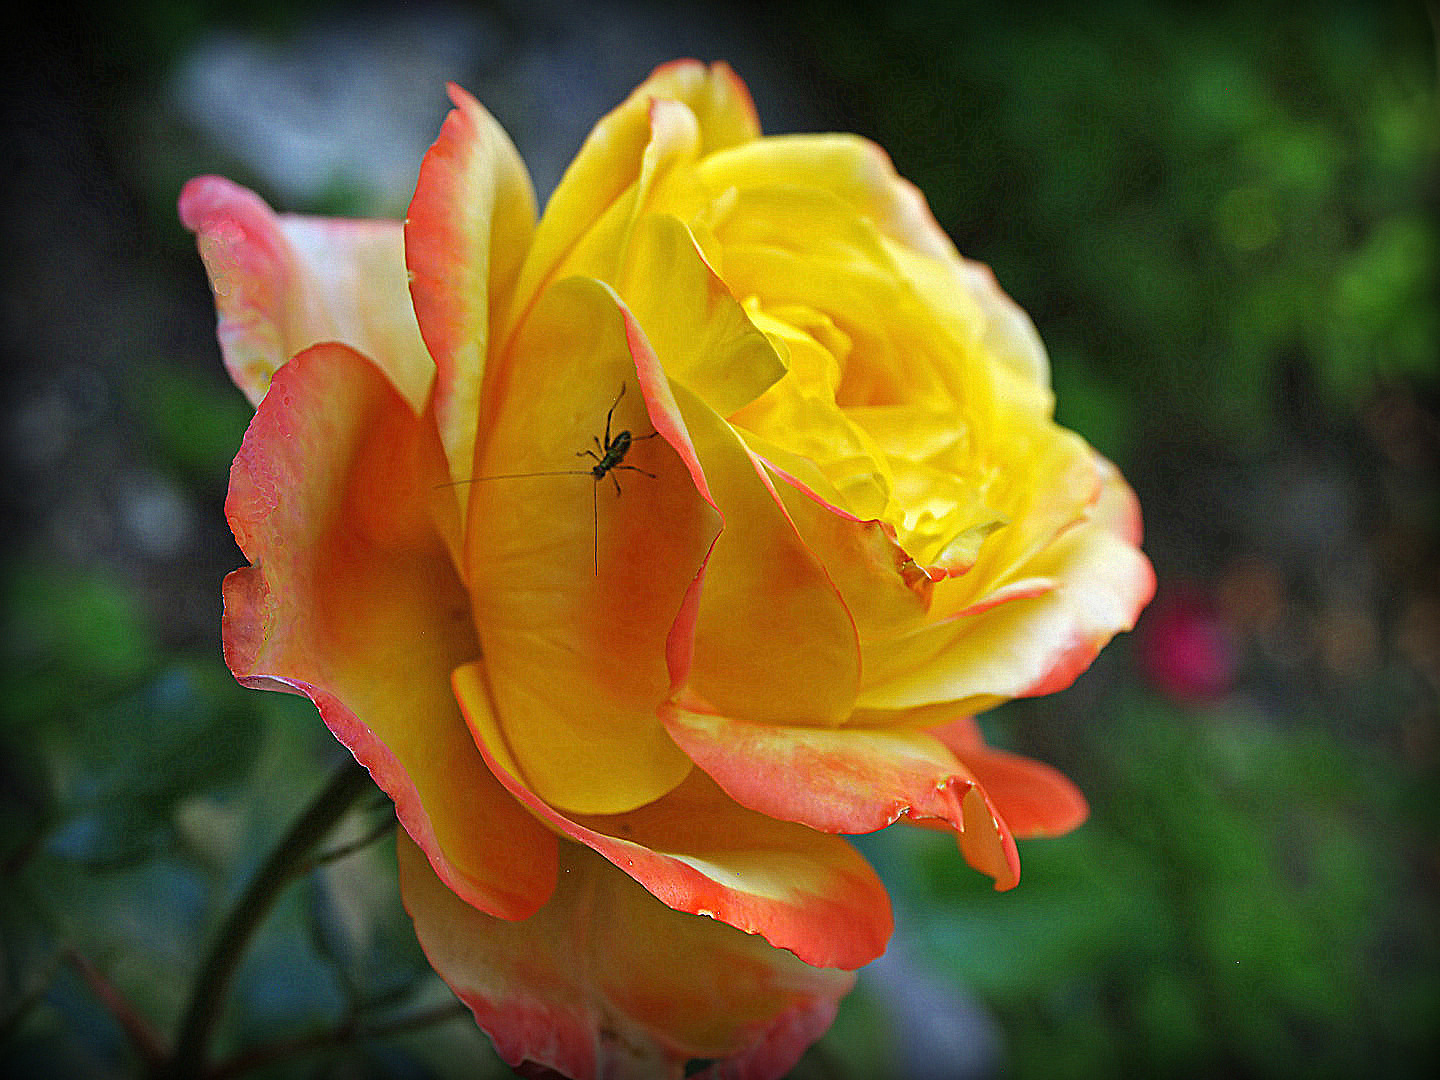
[68,949,167,1067]
[158,759,373,1078]
[206,1002,471,1080]
[298,813,397,875]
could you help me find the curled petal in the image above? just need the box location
[618,214,787,416]
[399,833,854,1080]
[861,455,1155,712]
[178,176,432,411]
[930,716,1088,838]
[732,312,899,526]
[405,83,538,507]
[225,342,555,918]
[640,59,761,154]
[662,707,1019,889]
[507,60,757,336]
[755,463,932,643]
[454,662,893,969]
[935,395,1099,614]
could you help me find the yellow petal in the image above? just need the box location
[506,61,757,342]
[754,468,932,644]
[453,662,894,971]
[618,214,787,416]
[670,383,861,726]
[466,277,721,815]
[859,455,1155,711]
[694,133,957,260]
[731,306,896,522]
[934,411,1098,614]
[960,258,1052,389]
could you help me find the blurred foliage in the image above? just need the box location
[0,558,503,1077]
[791,0,1437,462]
[3,0,1437,1077]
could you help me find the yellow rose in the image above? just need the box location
[182,60,1153,1079]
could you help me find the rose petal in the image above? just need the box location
[933,392,1099,609]
[179,175,432,410]
[690,136,1051,390]
[644,59,761,154]
[405,82,537,509]
[507,60,757,337]
[465,276,721,815]
[753,467,932,642]
[693,133,958,261]
[959,259,1051,389]
[495,100,712,343]
[398,832,853,1080]
[669,382,862,727]
[225,342,555,918]
[662,706,1020,889]
[859,456,1156,711]
[453,662,893,969]
[929,716,1088,837]
[701,184,907,319]
[730,310,899,524]
[618,214,787,416]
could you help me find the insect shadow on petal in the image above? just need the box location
[442,383,660,574]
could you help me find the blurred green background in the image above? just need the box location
[1,1,1435,1077]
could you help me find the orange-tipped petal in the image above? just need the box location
[398,833,854,1080]
[454,662,893,969]
[860,455,1155,712]
[929,716,1088,838]
[225,342,555,919]
[405,83,537,505]
[661,706,1020,890]
[670,382,861,726]
[465,277,721,816]
[178,175,431,411]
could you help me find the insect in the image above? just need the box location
[455,383,660,574]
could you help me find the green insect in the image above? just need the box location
[461,383,660,574]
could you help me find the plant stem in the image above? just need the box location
[298,813,397,875]
[207,1002,471,1080]
[158,758,373,1078]
[68,949,166,1067]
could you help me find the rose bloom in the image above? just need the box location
[181,61,1153,1079]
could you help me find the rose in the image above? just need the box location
[181,60,1154,1079]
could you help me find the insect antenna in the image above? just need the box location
[435,382,663,575]
[435,468,591,488]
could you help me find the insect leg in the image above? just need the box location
[604,383,626,448]
[613,464,657,479]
